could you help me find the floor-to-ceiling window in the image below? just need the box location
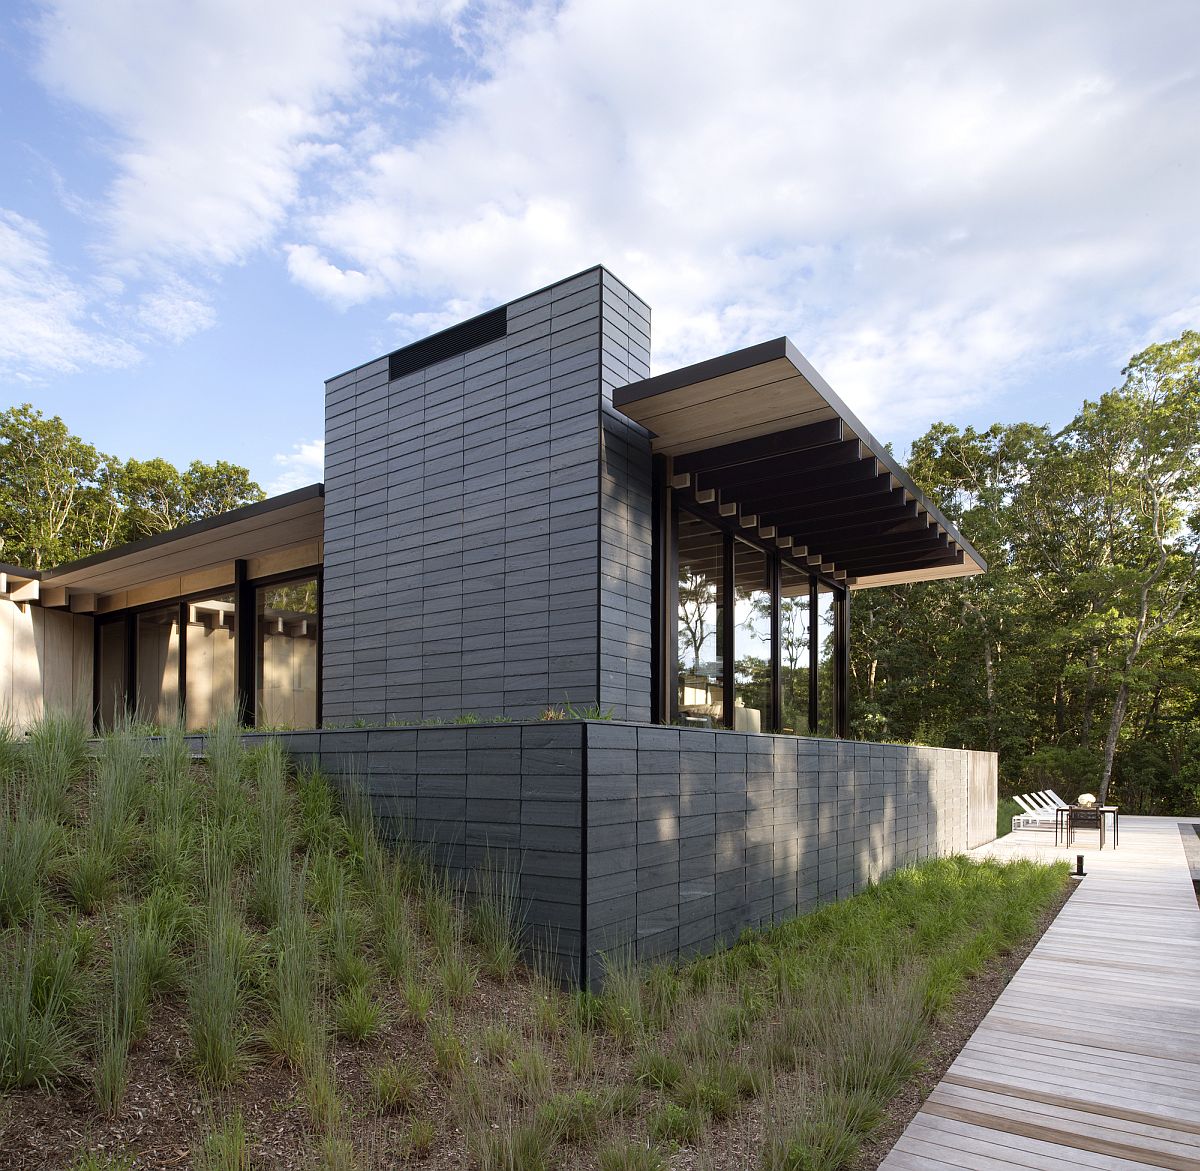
[734,540,772,733]
[184,594,237,731]
[136,607,180,725]
[676,514,726,727]
[779,560,812,734]
[93,570,319,732]
[815,579,839,738]
[667,500,847,736]
[256,577,319,729]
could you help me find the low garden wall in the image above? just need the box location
[214,723,997,987]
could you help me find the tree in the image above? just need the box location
[1061,332,1200,802]
[0,405,116,568]
[0,404,265,570]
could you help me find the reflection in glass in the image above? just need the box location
[779,561,812,734]
[257,578,319,729]
[676,515,725,727]
[184,593,236,731]
[816,580,838,737]
[136,607,180,726]
[734,541,772,732]
[96,619,127,731]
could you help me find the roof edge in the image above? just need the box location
[41,483,325,582]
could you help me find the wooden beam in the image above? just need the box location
[670,473,692,489]
[744,470,893,516]
[767,486,908,530]
[696,439,864,495]
[672,417,844,476]
[69,592,97,614]
[694,488,716,504]
[10,580,39,603]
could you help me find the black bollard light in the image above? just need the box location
[1075,854,1086,877]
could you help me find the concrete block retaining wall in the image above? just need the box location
[223,722,996,987]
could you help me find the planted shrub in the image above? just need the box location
[0,796,56,925]
[93,919,149,1115]
[187,893,250,1085]
[0,912,79,1090]
[23,711,88,822]
[333,982,382,1042]
[367,1057,423,1113]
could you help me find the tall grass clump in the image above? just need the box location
[205,709,245,829]
[69,724,147,913]
[187,891,251,1085]
[0,722,23,783]
[93,920,149,1115]
[265,866,320,1067]
[23,710,88,822]
[146,723,198,889]
[250,739,293,925]
[195,1109,250,1171]
[470,857,524,981]
[0,792,57,925]
[0,911,80,1090]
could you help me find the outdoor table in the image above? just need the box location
[1055,804,1119,849]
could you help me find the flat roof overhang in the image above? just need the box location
[35,484,324,610]
[613,339,986,588]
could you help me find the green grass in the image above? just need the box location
[0,714,1068,1171]
[997,796,1022,837]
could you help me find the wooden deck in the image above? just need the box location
[879,816,1200,1170]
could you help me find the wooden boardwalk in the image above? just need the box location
[879,816,1200,1171]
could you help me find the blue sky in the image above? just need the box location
[1,0,1197,495]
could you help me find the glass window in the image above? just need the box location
[96,619,127,731]
[257,578,319,729]
[779,561,812,734]
[136,606,181,726]
[676,515,725,728]
[733,541,772,732]
[815,580,839,737]
[184,593,236,731]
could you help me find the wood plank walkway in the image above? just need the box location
[879,816,1200,1170]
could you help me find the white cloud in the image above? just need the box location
[284,244,388,308]
[136,279,216,342]
[268,438,325,495]
[34,0,461,268]
[0,209,140,380]
[282,0,1200,434]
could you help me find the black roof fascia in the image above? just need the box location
[42,483,325,580]
[0,562,40,580]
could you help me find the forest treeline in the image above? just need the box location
[3,331,1198,813]
[849,331,1200,813]
[0,404,263,570]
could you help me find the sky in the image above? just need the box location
[1,0,1197,496]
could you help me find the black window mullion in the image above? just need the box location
[722,533,735,730]
[234,559,255,727]
[177,600,188,726]
[770,553,782,733]
[837,587,850,738]
[808,575,818,735]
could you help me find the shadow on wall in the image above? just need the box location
[178,722,997,989]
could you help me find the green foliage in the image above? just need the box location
[598,1140,665,1171]
[187,893,251,1085]
[367,1057,423,1112]
[195,1110,251,1171]
[332,982,382,1042]
[0,911,81,1089]
[854,330,1200,812]
[0,794,56,925]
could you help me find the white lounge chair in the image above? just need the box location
[1012,793,1056,831]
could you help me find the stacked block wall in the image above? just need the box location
[321,266,652,724]
[234,724,995,987]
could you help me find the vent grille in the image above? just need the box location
[388,306,508,381]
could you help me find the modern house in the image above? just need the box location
[0,266,996,983]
